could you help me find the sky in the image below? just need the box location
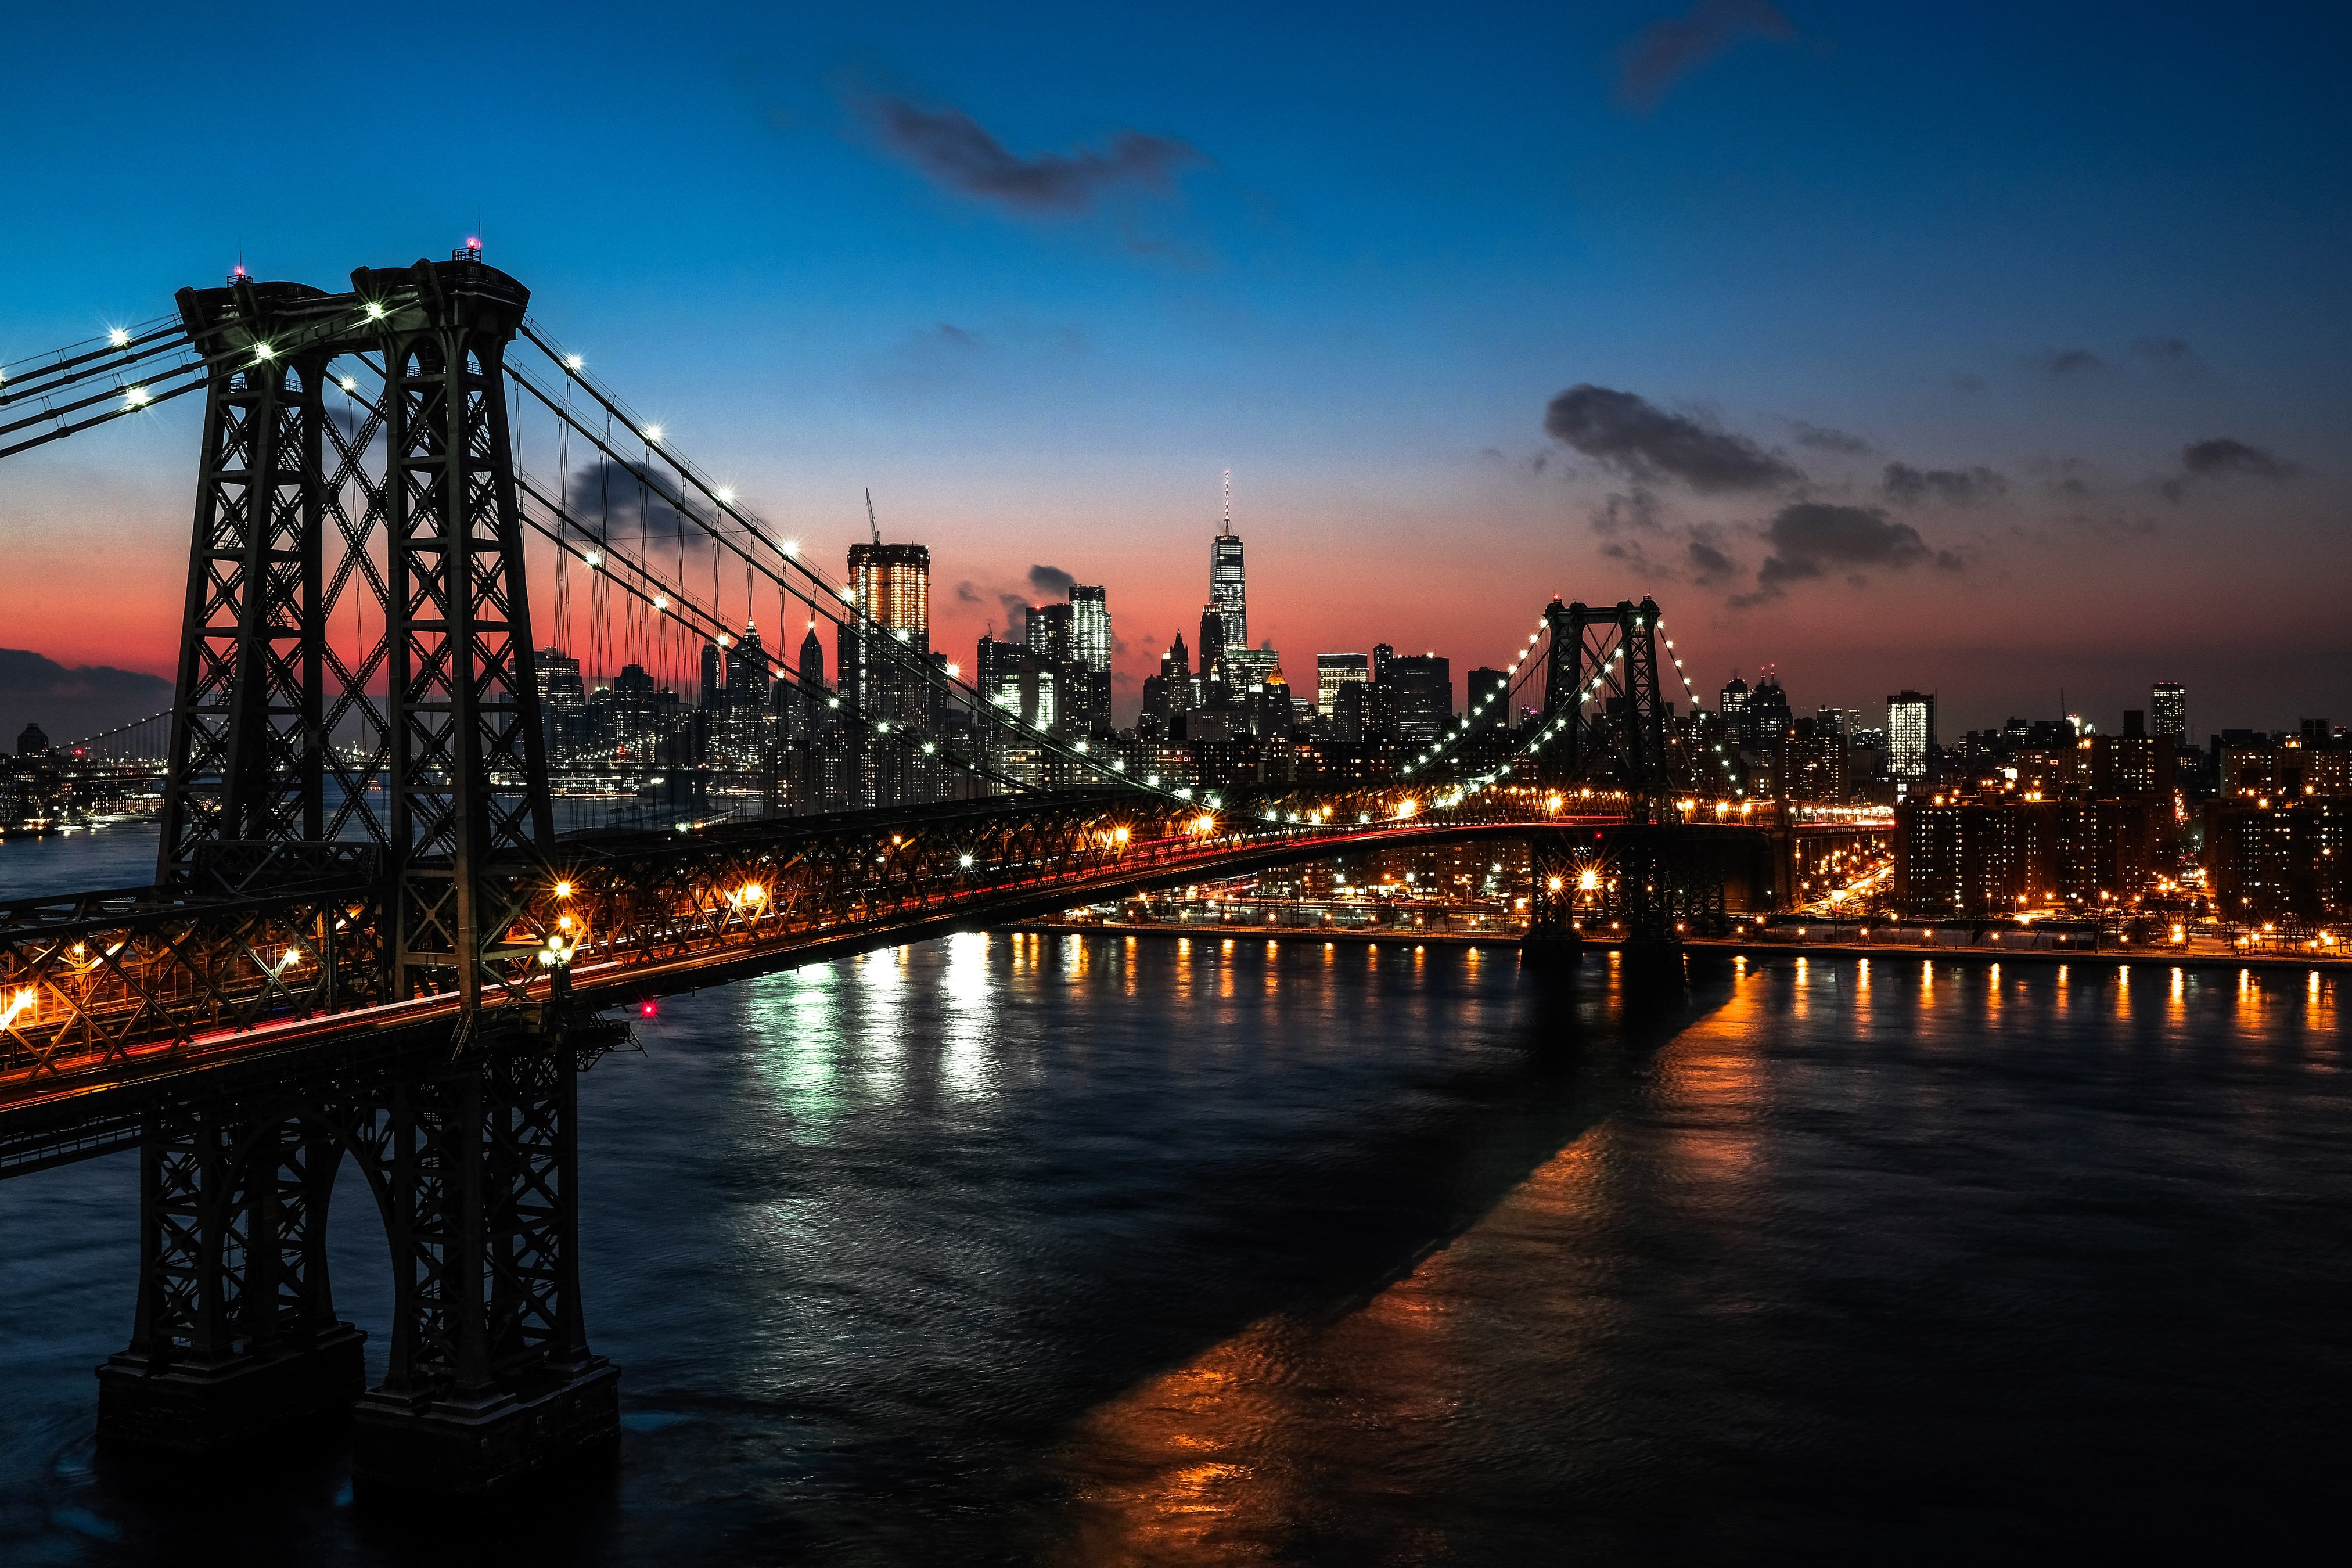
[2,0,2346,741]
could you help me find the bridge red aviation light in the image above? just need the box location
[638,999,659,1019]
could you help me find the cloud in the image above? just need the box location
[1587,489,1745,586]
[1881,462,2008,508]
[0,648,173,748]
[1733,502,1956,606]
[1789,420,1872,455]
[2162,437,2296,501]
[864,95,1202,214]
[2132,336,2193,362]
[2035,347,2103,377]
[955,580,984,605]
[1027,563,1077,597]
[929,322,984,349]
[1544,384,1801,493]
[564,459,706,555]
[1616,0,1797,110]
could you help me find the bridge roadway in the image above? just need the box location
[0,792,1691,1175]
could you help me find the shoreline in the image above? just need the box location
[1009,919,2351,976]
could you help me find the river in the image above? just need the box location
[1,825,2346,1562]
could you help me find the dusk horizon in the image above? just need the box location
[7,2,2346,742]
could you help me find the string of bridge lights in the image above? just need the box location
[1655,618,1747,796]
[1398,614,1553,778]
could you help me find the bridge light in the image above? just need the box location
[337,376,358,393]
[554,880,574,897]
[1114,826,1130,843]
[1548,876,1565,892]
[109,328,131,347]
[944,662,960,677]
[252,343,275,361]
[782,539,800,557]
[563,351,581,368]
[366,301,389,322]
[124,386,150,408]
[643,425,663,443]
[840,587,857,603]
[1578,869,1601,891]
[716,487,736,504]
[652,595,668,611]
[959,853,975,868]
[740,883,767,905]
[639,998,659,1018]
[922,740,936,754]
[1193,814,1217,835]
[1394,799,1418,818]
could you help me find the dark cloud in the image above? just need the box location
[1881,462,2008,508]
[2036,347,2103,377]
[1686,531,1741,585]
[865,95,1201,214]
[930,322,984,349]
[0,648,173,751]
[1544,384,1801,493]
[2181,437,2293,479]
[1027,563,1076,597]
[1789,420,1872,455]
[2163,437,2296,501]
[2132,336,2193,362]
[1588,490,1743,585]
[1616,0,1796,110]
[1734,502,1956,606]
[954,580,984,606]
[564,459,707,555]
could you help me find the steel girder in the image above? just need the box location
[150,256,553,1017]
[96,1025,596,1435]
[1541,596,1670,800]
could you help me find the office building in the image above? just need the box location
[1386,654,1453,747]
[1887,690,1936,782]
[2152,682,2186,742]
[1317,653,1370,719]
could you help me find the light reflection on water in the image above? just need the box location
[0,918,2346,1562]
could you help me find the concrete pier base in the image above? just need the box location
[350,1358,620,1497]
[95,1324,368,1452]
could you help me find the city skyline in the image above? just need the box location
[3,3,2347,738]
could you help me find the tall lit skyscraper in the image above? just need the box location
[843,540,930,721]
[2152,681,2186,742]
[1209,469,1246,656]
[1069,586,1110,674]
[1886,689,1936,781]
[1316,653,1369,718]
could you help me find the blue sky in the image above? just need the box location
[3,1,2345,735]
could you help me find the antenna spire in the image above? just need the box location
[1221,468,1232,537]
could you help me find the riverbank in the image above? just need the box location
[1013,918,2351,977]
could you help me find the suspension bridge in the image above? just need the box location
[0,249,1885,1494]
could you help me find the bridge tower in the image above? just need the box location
[1533,596,1714,963]
[106,256,609,1494]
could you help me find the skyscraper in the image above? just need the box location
[1069,585,1110,674]
[2152,682,2186,742]
[1388,654,1453,747]
[1719,674,1752,750]
[1316,653,1369,718]
[843,540,931,722]
[1887,690,1936,782]
[1161,634,1195,716]
[1208,470,1246,657]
